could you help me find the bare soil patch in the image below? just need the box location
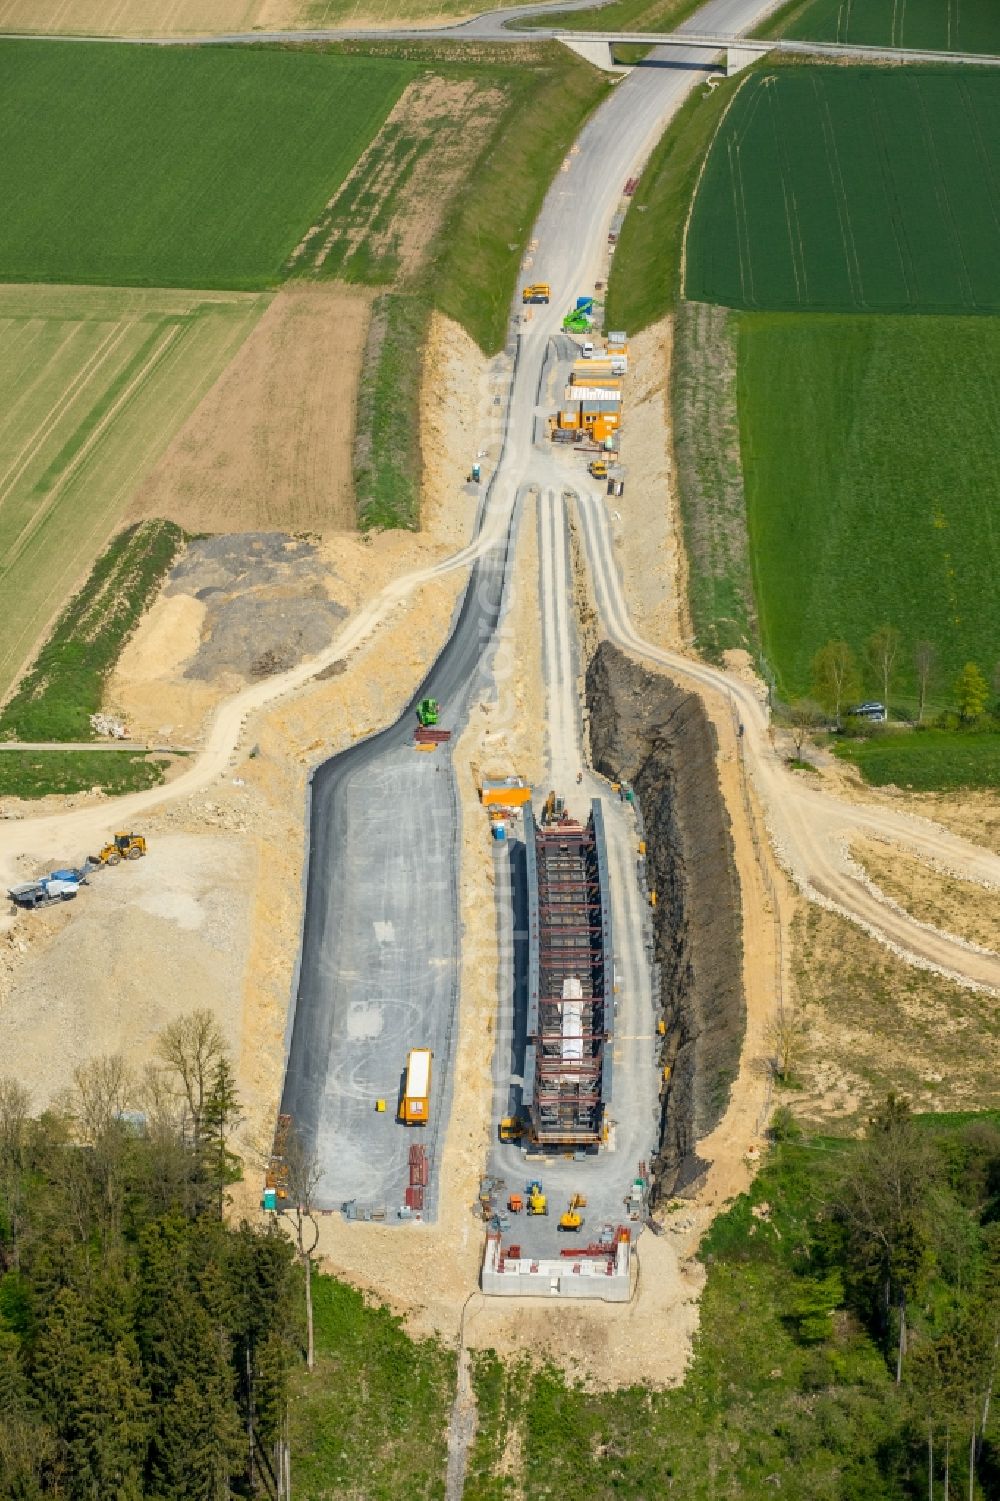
[108,524,456,744]
[420,311,501,554]
[0,832,252,1107]
[786,903,1000,1133]
[128,287,372,536]
[290,75,507,286]
[895,788,1000,857]
[852,835,1000,954]
[611,319,689,650]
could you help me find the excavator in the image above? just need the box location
[416,698,440,727]
[90,832,147,866]
[558,1193,587,1233]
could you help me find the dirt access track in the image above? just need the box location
[575,494,1000,991]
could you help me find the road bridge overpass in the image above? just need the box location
[556,29,1000,74]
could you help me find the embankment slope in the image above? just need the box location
[587,640,744,1195]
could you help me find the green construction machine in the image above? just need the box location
[417,698,440,727]
[562,296,594,333]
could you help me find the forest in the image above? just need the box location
[0,1012,298,1499]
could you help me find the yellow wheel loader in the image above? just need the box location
[92,832,147,866]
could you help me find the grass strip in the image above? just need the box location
[670,301,758,662]
[290,1272,454,1500]
[0,519,185,742]
[345,44,607,525]
[354,292,430,530]
[833,728,1000,791]
[604,67,746,333]
[515,0,700,32]
[0,750,168,798]
[753,0,821,37]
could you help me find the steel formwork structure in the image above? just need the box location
[523,800,613,1146]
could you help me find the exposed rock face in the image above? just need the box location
[586,641,744,1198]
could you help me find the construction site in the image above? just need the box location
[2,8,1000,1404]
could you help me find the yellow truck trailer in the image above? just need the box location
[400,1048,433,1125]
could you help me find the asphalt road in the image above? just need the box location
[0,0,800,46]
[17,0,1000,71]
[279,0,800,1217]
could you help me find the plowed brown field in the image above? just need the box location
[127,286,371,536]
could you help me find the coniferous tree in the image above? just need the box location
[202,1057,243,1218]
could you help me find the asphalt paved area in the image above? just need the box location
[301,752,458,1212]
[281,0,783,1221]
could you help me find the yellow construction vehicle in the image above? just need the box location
[526,1180,548,1216]
[498,1116,525,1143]
[522,283,551,305]
[91,832,147,866]
[558,1193,587,1232]
[588,459,609,480]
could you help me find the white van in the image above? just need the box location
[581,340,594,358]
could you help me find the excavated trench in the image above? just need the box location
[586,641,744,1199]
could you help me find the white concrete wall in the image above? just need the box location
[481,1234,632,1302]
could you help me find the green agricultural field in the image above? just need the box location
[0,284,265,704]
[685,66,1000,313]
[0,41,414,289]
[738,312,1000,703]
[760,0,1000,52]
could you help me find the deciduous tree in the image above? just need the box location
[811,640,859,726]
[954,662,988,722]
[786,698,825,759]
[766,1008,808,1085]
[0,1077,30,1271]
[156,1010,226,1155]
[914,640,936,724]
[834,1094,938,1384]
[281,1127,323,1373]
[866,624,901,718]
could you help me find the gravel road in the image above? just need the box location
[574,493,1000,992]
